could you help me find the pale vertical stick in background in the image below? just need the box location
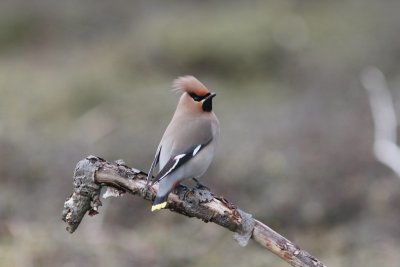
[361,66,400,177]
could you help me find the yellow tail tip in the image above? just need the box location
[151,202,167,212]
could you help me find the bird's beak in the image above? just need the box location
[206,92,216,100]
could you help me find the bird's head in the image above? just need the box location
[173,76,216,112]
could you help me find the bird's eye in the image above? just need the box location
[189,92,211,102]
[189,93,202,101]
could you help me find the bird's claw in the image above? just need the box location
[192,178,210,191]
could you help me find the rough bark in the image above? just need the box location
[62,156,327,267]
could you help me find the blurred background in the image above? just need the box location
[1,1,400,266]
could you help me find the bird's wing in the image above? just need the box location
[146,144,161,186]
[151,137,212,185]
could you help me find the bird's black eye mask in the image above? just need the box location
[189,92,211,102]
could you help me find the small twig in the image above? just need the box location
[62,156,327,267]
[361,67,400,177]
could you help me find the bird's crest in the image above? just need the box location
[173,76,209,96]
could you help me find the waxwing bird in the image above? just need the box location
[146,76,219,211]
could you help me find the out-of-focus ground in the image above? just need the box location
[1,1,400,266]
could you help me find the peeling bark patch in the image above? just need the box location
[283,251,293,261]
[233,209,255,247]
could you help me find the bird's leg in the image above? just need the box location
[192,178,210,191]
[172,182,192,201]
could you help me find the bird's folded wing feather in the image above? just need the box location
[151,138,212,185]
[146,144,161,186]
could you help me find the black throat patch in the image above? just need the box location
[202,98,213,112]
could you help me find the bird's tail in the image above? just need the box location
[151,194,169,212]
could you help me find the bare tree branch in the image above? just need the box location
[62,156,327,267]
[361,67,400,177]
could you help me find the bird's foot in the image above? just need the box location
[192,178,210,191]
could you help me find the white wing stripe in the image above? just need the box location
[159,154,185,181]
[192,145,201,156]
